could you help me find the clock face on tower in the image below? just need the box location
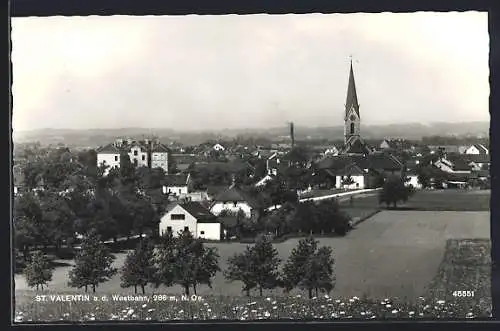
[350,115,356,121]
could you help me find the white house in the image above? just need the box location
[213,143,226,152]
[329,164,367,190]
[255,174,273,187]
[324,146,339,156]
[151,143,170,173]
[128,143,149,168]
[210,185,260,219]
[96,143,121,175]
[163,174,190,198]
[158,202,221,240]
[465,144,489,155]
[434,157,471,174]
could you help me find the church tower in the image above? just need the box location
[344,59,361,144]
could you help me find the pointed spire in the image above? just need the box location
[345,58,360,119]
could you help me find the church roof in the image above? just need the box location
[340,136,372,155]
[345,60,360,119]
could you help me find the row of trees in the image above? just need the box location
[24,233,334,299]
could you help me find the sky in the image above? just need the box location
[11,12,489,132]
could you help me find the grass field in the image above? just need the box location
[341,189,490,211]
[14,237,492,321]
[14,189,491,321]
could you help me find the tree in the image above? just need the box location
[225,246,257,296]
[152,231,176,290]
[282,237,335,298]
[172,231,220,295]
[249,236,281,296]
[39,193,76,252]
[120,239,156,294]
[341,175,355,189]
[300,246,335,298]
[68,231,117,293]
[24,250,54,291]
[379,176,414,208]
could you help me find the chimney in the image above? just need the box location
[290,122,295,148]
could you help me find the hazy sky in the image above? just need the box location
[12,12,489,132]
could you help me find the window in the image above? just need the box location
[184,226,189,232]
[233,201,238,207]
[171,214,185,220]
[114,155,118,162]
[142,155,145,161]
[350,122,355,134]
[200,231,205,235]
[134,150,138,156]
[133,159,138,166]
[167,226,172,232]
[178,189,182,194]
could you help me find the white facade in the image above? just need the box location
[210,202,253,218]
[128,145,148,168]
[213,143,225,151]
[197,223,221,240]
[158,204,221,240]
[465,144,488,155]
[97,153,121,175]
[255,174,273,187]
[164,185,189,196]
[335,175,365,190]
[186,191,209,201]
[434,158,470,174]
[159,204,198,237]
[151,152,169,173]
[407,175,422,189]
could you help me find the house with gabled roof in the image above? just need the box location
[151,143,170,173]
[209,183,261,219]
[315,153,403,189]
[158,201,222,240]
[163,173,190,198]
[465,143,489,155]
[96,143,122,175]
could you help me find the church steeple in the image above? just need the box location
[344,58,361,144]
[345,58,360,120]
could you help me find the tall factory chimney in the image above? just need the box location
[290,122,295,148]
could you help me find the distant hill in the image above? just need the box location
[12,121,489,148]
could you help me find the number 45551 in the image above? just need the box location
[453,291,475,297]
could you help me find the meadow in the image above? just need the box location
[14,237,492,321]
[14,189,492,321]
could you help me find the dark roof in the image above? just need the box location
[345,60,360,118]
[172,154,198,164]
[326,163,365,176]
[341,136,372,155]
[446,172,477,182]
[213,186,260,209]
[151,143,170,153]
[316,153,402,172]
[472,144,489,154]
[179,202,217,222]
[193,160,248,173]
[218,216,239,228]
[164,174,188,186]
[445,154,472,171]
[206,185,228,197]
[474,169,490,178]
[461,153,490,164]
[97,143,121,154]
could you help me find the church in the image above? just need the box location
[314,60,403,189]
